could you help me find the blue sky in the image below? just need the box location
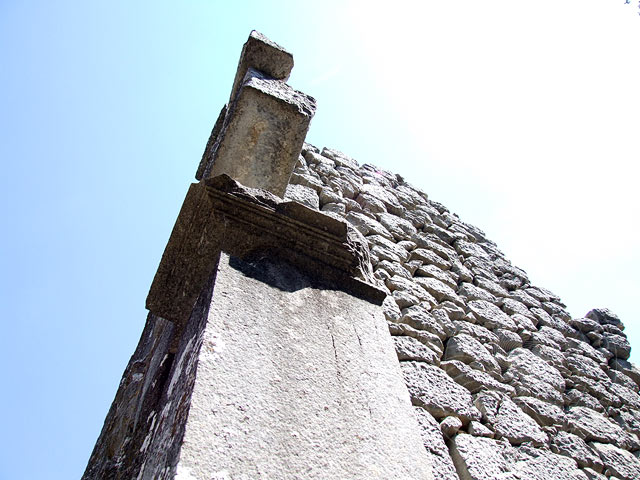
[1,1,639,479]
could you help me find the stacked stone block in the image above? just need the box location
[288,142,640,480]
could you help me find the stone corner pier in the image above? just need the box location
[82,31,433,480]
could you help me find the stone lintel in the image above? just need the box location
[146,175,383,332]
[203,68,316,196]
[228,30,294,105]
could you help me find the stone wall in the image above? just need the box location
[286,142,640,480]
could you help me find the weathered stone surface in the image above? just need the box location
[495,328,523,351]
[457,282,497,303]
[505,348,565,405]
[441,360,516,396]
[468,300,518,331]
[284,183,320,209]
[416,263,458,289]
[227,30,294,104]
[514,396,566,427]
[441,416,464,438]
[414,408,461,480]
[444,334,500,376]
[414,277,464,306]
[551,431,604,471]
[566,354,609,383]
[511,447,589,480]
[367,235,411,263]
[566,406,640,450]
[474,391,548,445]
[602,332,631,360]
[451,434,517,480]
[206,68,316,197]
[82,315,175,479]
[394,336,440,364]
[410,247,453,270]
[586,308,624,330]
[401,361,480,422]
[590,442,640,480]
[401,304,447,339]
[174,254,433,480]
[469,420,494,437]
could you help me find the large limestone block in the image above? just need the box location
[228,30,294,104]
[468,299,518,331]
[474,391,548,445]
[401,361,481,423]
[207,68,316,197]
[512,447,590,480]
[413,408,461,480]
[590,442,640,480]
[450,434,518,480]
[505,347,565,405]
[444,333,501,376]
[175,254,433,480]
[551,431,604,471]
[566,406,640,450]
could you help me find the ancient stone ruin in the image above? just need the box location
[83,31,640,480]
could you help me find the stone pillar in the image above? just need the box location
[83,31,433,480]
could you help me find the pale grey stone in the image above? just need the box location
[401,361,481,422]
[566,354,609,383]
[468,300,518,331]
[494,328,523,352]
[452,321,500,346]
[394,336,440,364]
[416,264,457,289]
[511,447,589,480]
[510,289,542,308]
[611,358,640,388]
[506,348,565,405]
[511,312,538,331]
[410,247,453,270]
[382,295,401,322]
[174,254,433,480]
[586,308,624,330]
[564,389,605,412]
[457,282,498,303]
[474,277,510,297]
[401,304,447,338]
[451,434,516,480]
[441,360,516,396]
[551,431,604,471]
[321,202,346,215]
[514,396,566,428]
[469,421,494,438]
[376,260,412,280]
[571,317,604,334]
[589,442,640,480]
[474,391,548,445]
[290,171,325,192]
[206,68,316,197]
[602,332,631,360]
[413,408,461,480]
[377,212,417,240]
[321,146,359,169]
[454,239,491,259]
[359,183,404,215]
[388,322,444,357]
[367,235,410,263]
[345,211,393,239]
[440,416,464,438]
[414,277,464,306]
[284,183,320,209]
[566,406,640,449]
[444,334,501,376]
[501,298,534,319]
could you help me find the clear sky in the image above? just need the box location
[1,1,639,478]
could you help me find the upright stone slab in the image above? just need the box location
[84,32,433,479]
[199,30,316,197]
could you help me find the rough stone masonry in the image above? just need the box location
[84,31,640,480]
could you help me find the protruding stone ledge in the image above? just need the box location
[146,175,384,332]
[228,30,294,105]
[202,68,316,196]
